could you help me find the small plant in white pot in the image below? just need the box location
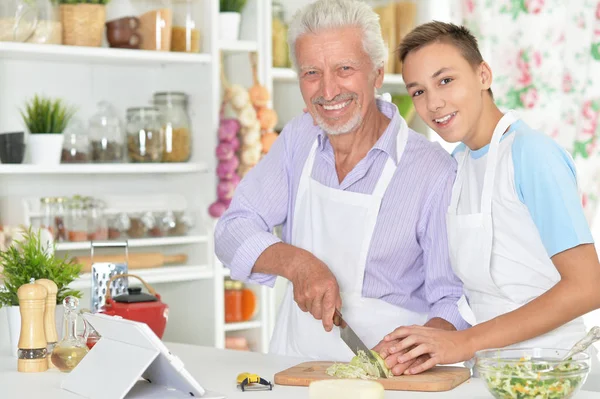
[219,0,247,41]
[20,95,76,165]
[0,228,82,357]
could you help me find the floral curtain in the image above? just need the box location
[462,0,600,227]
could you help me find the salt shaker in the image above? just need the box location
[17,278,48,373]
[35,279,58,369]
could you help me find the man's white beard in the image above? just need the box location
[315,111,362,136]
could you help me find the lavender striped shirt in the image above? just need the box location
[215,100,469,330]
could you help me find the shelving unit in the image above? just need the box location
[0,163,208,175]
[55,235,209,251]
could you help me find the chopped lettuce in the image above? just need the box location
[326,350,391,380]
[482,356,585,399]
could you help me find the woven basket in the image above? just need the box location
[60,4,106,47]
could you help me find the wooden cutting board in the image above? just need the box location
[274,362,470,392]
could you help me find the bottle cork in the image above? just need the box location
[17,278,49,373]
[35,279,58,369]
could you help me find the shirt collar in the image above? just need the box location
[316,98,403,165]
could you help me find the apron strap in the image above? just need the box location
[448,149,470,213]
[372,118,409,197]
[480,111,519,214]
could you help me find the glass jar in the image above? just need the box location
[61,118,90,163]
[171,0,201,53]
[135,0,173,51]
[40,197,55,236]
[54,197,67,242]
[126,212,155,238]
[87,199,108,241]
[27,0,61,45]
[66,196,88,242]
[168,210,194,236]
[108,212,131,240]
[148,211,176,237]
[89,101,124,163]
[272,1,290,68]
[126,107,164,163]
[224,279,243,323]
[153,92,192,162]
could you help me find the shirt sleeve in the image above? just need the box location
[214,125,293,287]
[420,165,471,331]
[512,131,595,257]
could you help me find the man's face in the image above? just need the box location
[402,42,488,144]
[295,27,384,135]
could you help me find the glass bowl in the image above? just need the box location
[475,348,590,399]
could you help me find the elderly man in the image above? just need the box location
[214,0,468,372]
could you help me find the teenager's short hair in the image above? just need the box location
[399,21,493,97]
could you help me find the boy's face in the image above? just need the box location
[402,41,491,144]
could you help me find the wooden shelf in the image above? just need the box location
[0,163,209,175]
[0,42,212,66]
[219,40,258,52]
[55,235,209,251]
[69,264,214,289]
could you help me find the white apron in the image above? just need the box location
[269,118,428,361]
[447,111,599,379]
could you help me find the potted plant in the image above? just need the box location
[20,94,76,165]
[59,0,111,47]
[219,0,247,41]
[0,228,82,357]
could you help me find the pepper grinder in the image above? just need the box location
[17,278,48,373]
[35,279,58,369]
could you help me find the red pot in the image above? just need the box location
[101,273,169,338]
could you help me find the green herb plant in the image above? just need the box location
[220,0,247,13]
[20,95,77,134]
[0,228,82,308]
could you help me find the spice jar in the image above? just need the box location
[61,118,90,163]
[135,0,173,51]
[40,197,55,236]
[171,0,200,53]
[89,101,124,163]
[272,1,290,68]
[168,211,194,236]
[153,92,192,162]
[66,196,88,242]
[54,197,67,242]
[126,107,164,163]
[108,213,131,240]
[224,279,243,323]
[148,211,176,237]
[87,199,108,241]
[126,212,155,238]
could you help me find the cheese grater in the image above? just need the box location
[90,242,129,313]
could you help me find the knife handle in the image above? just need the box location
[333,309,345,328]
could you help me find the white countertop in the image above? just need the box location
[0,343,598,399]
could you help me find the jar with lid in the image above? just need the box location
[126,212,155,238]
[224,279,243,323]
[108,213,131,240]
[126,107,164,163]
[148,211,176,237]
[168,210,194,236]
[171,0,201,53]
[134,0,173,51]
[87,199,108,241]
[272,1,290,68]
[40,197,55,236]
[89,101,124,163]
[54,197,67,242]
[153,92,192,162]
[28,0,61,45]
[66,196,88,242]
[61,118,90,163]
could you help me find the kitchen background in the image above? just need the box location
[0,0,598,355]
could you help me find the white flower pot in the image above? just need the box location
[218,12,241,41]
[27,134,64,165]
[6,304,64,358]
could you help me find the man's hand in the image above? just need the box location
[289,255,342,332]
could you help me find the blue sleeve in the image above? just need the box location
[512,131,594,257]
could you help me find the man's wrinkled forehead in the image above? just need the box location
[295,28,369,70]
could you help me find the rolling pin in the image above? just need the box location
[74,253,188,272]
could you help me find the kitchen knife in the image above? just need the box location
[333,309,387,378]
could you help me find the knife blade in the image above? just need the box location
[334,309,387,378]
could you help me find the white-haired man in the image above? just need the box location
[215,0,468,375]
